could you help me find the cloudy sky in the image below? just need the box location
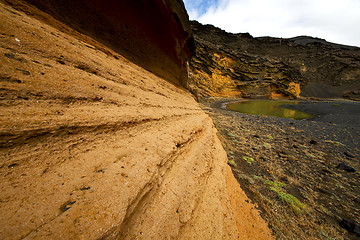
[184,0,360,47]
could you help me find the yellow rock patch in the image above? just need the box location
[287,82,301,97]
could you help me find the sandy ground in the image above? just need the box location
[0,2,273,239]
[202,97,360,239]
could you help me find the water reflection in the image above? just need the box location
[226,101,313,120]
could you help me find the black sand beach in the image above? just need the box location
[202,98,360,239]
[283,101,360,126]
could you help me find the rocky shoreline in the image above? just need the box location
[202,97,360,239]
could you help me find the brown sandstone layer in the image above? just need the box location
[0,1,273,239]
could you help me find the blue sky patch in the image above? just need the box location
[184,0,219,17]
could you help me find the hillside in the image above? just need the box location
[0,1,273,239]
[189,20,360,100]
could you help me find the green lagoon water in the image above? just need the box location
[226,101,313,120]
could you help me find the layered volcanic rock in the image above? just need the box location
[6,0,195,88]
[189,20,360,100]
[0,1,273,239]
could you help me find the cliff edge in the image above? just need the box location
[0,1,273,239]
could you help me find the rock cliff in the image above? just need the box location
[0,1,273,239]
[6,0,195,88]
[189,20,360,100]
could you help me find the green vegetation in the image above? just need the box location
[228,159,237,167]
[266,180,305,214]
[306,153,316,159]
[236,173,255,184]
[227,132,239,138]
[253,175,261,180]
[335,183,344,189]
[266,180,286,190]
[243,156,255,164]
[277,192,305,214]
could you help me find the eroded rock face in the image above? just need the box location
[189,20,360,100]
[9,0,195,87]
[0,2,273,239]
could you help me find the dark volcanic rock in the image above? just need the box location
[344,90,360,101]
[336,162,356,172]
[340,218,360,236]
[344,151,355,158]
[189,20,360,99]
[9,0,195,87]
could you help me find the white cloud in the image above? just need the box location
[191,0,360,47]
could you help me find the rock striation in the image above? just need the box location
[0,1,273,239]
[6,0,195,88]
[189,20,360,100]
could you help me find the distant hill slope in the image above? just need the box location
[189,20,360,100]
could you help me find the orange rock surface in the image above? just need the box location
[0,1,273,239]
